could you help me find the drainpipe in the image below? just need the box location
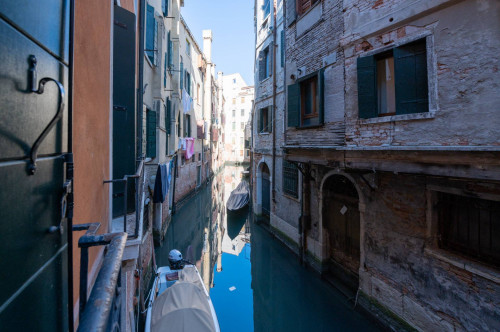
[271,0,277,203]
[302,165,311,265]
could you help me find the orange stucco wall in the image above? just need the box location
[72,0,112,319]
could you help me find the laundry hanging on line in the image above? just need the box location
[184,138,195,160]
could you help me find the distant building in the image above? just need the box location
[222,73,254,164]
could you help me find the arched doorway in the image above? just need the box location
[261,163,271,222]
[322,175,360,291]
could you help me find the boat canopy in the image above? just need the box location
[151,267,216,332]
[226,181,250,211]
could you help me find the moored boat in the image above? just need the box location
[226,180,250,212]
[145,250,220,332]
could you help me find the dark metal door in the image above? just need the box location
[0,1,70,330]
[262,171,271,218]
[112,5,136,218]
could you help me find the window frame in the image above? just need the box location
[259,106,272,134]
[283,160,299,198]
[357,36,433,120]
[287,69,324,129]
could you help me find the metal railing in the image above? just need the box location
[104,159,145,238]
[74,223,127,332]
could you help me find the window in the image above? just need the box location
[232,98,236,105]
[232,122,236,131]
[241,97,245,103]
[146,109,156,158]
[184,114,191,137]
[259,107,272,133]
[259,46,272,81]
[233,79,236,84]
[186,39,191,57]
[232,110,236,117]
[283,160,299,198]
[145,4,158,66]
[262,0,270,17]
[167,31,173,67]
[180,57,184,89]
[240,137,244,145]
[232,137,236,145]
[240,150,244,157]
[357,38,428,119]
[436,192,500,267]
[297,0,320,15]
[287,70,324,128]
[241,109,245,117]
[280,30,285,68]
[241,122,244,130]
[177,112,181,137]
[185,71,191,95]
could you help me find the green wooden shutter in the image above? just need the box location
[281,30,285,68]
[164,52,167,87]
[287,83,300,127]
[268,106,273,132]
[146,109,157,158]
[166,98,171,134]
[146,4,155,64]
[180,61,184,89]
[318,69,325,124]
[357,55,377,119]
[168,32,173,67]
[394,40,428,115]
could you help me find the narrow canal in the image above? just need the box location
[155,166,383,332]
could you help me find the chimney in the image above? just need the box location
[203,30,213,63]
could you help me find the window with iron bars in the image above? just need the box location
[436,191,500,268]
[283,160,299,198]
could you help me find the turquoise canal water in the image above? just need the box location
[155,166,383,332]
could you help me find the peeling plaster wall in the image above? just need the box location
[343,0,500,147]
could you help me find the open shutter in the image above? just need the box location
[153,20,158,66]
[287,83,300,127]
[146,110,157,158]
[258,50,265,81]
[164,52,167,87]
[281,30,285,68]
[180,61,184,90]
[286,0,297,27]
[168,32,173,67]
[357,55,377,119]
[165,98,171,134]
[394,40,428,115]
[318,68,325,124]
[162,0,167,16]
[268,106,273,132]
[146,4,155,64]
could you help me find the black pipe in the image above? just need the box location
[137,0,145,160]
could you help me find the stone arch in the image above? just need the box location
[255,158,272,220]
[319,171,365,291]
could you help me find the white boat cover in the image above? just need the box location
[151,267,216,332]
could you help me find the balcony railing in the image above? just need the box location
[74,223,127,332]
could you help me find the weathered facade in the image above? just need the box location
[253,0,500,330]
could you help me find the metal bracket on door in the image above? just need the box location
[28,55,66,175]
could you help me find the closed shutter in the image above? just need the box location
[146,109,157,158]
[146,4,155,64]
[180,61,184,89]
[394,39,428,115]
[281,30,285,68]
[165,98,171,134]
[357,55,377,119]
[153,20,158,66]
[318,68,325,124]
[164,52,167,87]
[286,0,297,27]
[258,50,265,81]
[287,83,300,127]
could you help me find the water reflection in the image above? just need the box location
[156,166,381,332]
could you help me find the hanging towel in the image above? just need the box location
[182,89,192,114]
[185,138,195,160]
[153,163,168,203]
